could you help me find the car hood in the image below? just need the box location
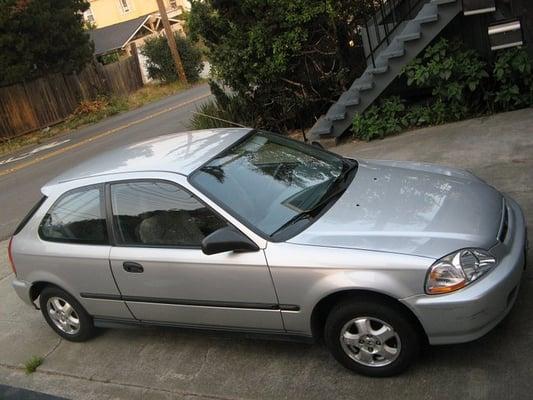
[289,160,503,259]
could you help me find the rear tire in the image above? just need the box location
[324,299,420,377]
[39,286,96,342]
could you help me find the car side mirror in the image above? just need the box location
[201,226,259,255]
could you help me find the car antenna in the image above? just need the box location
[191,111,248,128]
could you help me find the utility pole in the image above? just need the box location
[156,0,188,84]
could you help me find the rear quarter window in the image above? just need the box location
[13,196,47,235]
[38,186,108,245]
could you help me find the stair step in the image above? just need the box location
[397,32,422,42]
[311,116,333,136]
[307,0,463,143]
[381,47,405,59]
[351,80,374,91]
[404,19,423,32]
[367,65,389,75]
[415,13,439,24]
[338,90,361,106]
[431,0,456,4]
[326,104,347,121]
[420,2,439,13]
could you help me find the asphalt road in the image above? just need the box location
[0,83,211,241]
[0,384,66,399]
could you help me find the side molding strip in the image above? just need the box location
[80,293,300,311]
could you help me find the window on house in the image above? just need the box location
[119,0,132,13]
[83,7,95,24]
[169,0,177,9]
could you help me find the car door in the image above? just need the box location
[107,179,284,331]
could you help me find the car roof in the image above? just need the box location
[42,128,252,191]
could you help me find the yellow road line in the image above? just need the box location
[0,92,211,178]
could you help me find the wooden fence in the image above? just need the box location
[0,56,144,139]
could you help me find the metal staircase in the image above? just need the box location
[307,0,463,144]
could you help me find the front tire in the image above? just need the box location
[39,286,96,342]
[324,299,420,377]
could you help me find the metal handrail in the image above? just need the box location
[361,0,426,67]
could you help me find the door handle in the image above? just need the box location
[123,261,144,273]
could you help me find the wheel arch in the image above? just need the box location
[30,281,69,302]
[310,289,428,344]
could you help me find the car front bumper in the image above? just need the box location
[401,196,527,345]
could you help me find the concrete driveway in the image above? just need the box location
[0,108,532,400]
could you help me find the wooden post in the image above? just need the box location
[129,42,144,87]
[155,0,188,84]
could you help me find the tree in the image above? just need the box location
[188,0,366,132]
[0,0,94,86]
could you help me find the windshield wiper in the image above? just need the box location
[312,158,356,206]
[270,159,357,238]
[333,158,357,189]
[269,210,314,238]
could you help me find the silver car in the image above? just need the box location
[9,128,527,376]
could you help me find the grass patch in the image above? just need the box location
[0,128,61,157]
[64,96,129,131]
[24,355,43,374]
[127,80,190,109]
[0,80,201,158]
[188,82,259,130]
[189,99,240,130]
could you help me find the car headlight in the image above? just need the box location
[425,249,496,295]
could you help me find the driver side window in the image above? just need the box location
[110,180,226,247]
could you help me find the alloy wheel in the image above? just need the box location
[339,316,401,367]
[46,296,81,335]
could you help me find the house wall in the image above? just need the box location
[441,0,532,59]
[129,22,186,84]
[87,0,190,28]
[503,0,533,54]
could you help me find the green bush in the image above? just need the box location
[353,39,533,141]
[99,52,120,65]
[406,100,468,126]
[189,81,261,130]
[353,97,405,141]
[353,97,473,141]
[189,99,241,130]
[188,0,368,132]
[403,38,533,115]
[141,33,202,83]
[490,47,533,110]
[403,38,488,113]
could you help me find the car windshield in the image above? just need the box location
[190,131,353,238]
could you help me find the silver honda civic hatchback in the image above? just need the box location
[9,128,527,376]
